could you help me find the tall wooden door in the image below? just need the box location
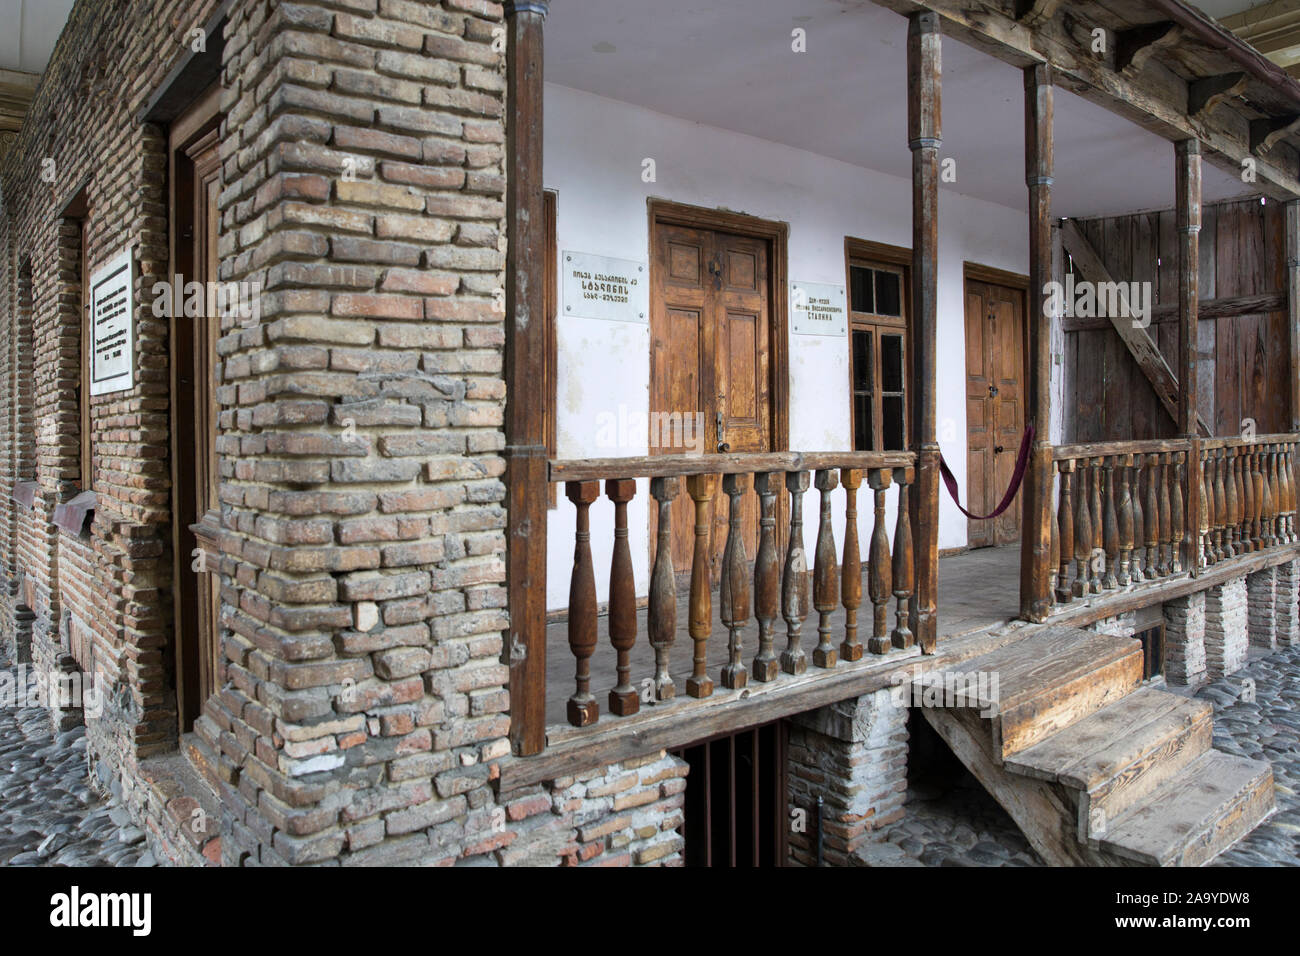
[170,85,223,733]
[651,220,772,578]
[964,277,1025,548]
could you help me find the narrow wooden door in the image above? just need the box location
[170,85,223,733]
[964,278,1025,548]
[651,221,772,579]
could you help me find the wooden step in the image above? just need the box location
[914,625,1144,761]
[1004,686,1214,841]
[1097,751,1275,866]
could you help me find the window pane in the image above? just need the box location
[854,394,874,451]
[881,334,903,393]
[852,329,873,392]
[850,266,874,314]
[875,270,902,316]
[883,396,904,451]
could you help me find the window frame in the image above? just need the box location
[845,238,912,453]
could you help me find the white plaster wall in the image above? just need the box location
[543,83,1032,610]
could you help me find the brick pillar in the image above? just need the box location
[1163,591,1207,686]
[1204,576,1248,679]
[1247,567,1278,650]
[786,688,909,866]
[1276,559,1300,648]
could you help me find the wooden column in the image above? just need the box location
[1289,199,1300,431]
[503,0,549,755]
[907,11,941,653]
[1021,62,1054,622]
[1177,139,1203,576]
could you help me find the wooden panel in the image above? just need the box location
[965,283,992,549]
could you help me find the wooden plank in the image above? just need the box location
[549,450,914,482]
[909,11,942,653]
[503,3,550,756]
[1060,219,1212,437]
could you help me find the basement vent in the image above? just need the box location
[1134,623,1165,681]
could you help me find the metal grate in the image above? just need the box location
[672,720,788,867]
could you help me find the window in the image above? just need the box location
[846,248,909,452]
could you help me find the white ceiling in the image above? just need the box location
[546,0,1258,219]
[0,0,76,75]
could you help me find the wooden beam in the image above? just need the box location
[1288,200,1300,431]
[1115,22,1182,78]
[1064,291,1287,329]
[1251,114,1300,156]
[1059,219,1213,438]
[504,0,549,757]
[1176,139,1203,574]
[908,11,941,654]
[1188,73,1248,121]
[1014,0,1061,29]
[867,0,1300,200]
[1022,64,1055,624]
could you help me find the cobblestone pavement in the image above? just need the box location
[0,645,155,866]
[864,644,1300,868]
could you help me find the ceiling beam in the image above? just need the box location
[1115,22,1182,78]
[867,0,1300,201]
[1188,72,1248,121]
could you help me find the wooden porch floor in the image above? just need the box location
[544,544,1021,726]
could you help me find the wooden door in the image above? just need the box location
[651,221,772,579]
[170,85,223,733]
[964,278,1025,548]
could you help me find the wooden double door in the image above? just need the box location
[964,276,1026,548]
[650,214,776,578]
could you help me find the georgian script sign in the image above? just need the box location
[791,281,847,336]
[562,251,648,324]
[89,247,134,396]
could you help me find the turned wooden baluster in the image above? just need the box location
[686,474,717,698]
[1157,454,1172,576]
[867,469,894,655]
[1049,493,1060,600]
[892,466,915,650]
[648,476,680,701]
[1241,447,1255,553]
[1212,449,1227,562]
[1249,448,1264,550]
[720,473,751,690]
[839,468,864,662]
[1131,459,1146,579]
[1117,455,1134,587]
[1090,458,1104,590]
[752,472,781,681]
[1073,459,1094,598]
[606,479,638,716]
[1056,461,1075,602]
[1284,444,1296,541]
[781,470,811,675]
[812,469,839,669]
[565,481,600,727]
[1199,452,1212,568]
[1226,448,1241,556]
[1102,457,1119,589]
[1142,454,1160,579]
[1170,453,1185,574]
[1262,449,1277,547]
[1272,446,1285,543]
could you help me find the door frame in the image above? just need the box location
[647,199,790,458]
[168,81,223,735]
[962,261,1031,547]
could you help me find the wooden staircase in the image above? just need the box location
[917,626,1275,866]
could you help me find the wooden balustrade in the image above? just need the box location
[1049,435,1300,610]
[549,451,916,728]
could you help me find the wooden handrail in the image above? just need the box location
[549,450,915,482]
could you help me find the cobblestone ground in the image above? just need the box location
[864,643,1300,868]
[0,645,155,866]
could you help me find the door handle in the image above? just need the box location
[718,441,731,453]
[715,412,729,453]
[994,445,1005,454]
[988,384,999,396]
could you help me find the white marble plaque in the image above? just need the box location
[791,281,847,337]
[562,251,648,324]
[89,247,134,396]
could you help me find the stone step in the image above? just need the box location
[914,625,1144,761]
[1004,686,1214,841]
[1096,750,1275,866]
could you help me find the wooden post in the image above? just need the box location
[1177,139,1202,577]
[1021,62,1054,623]
[907,11,941,653]
[1288,199,1300,431]
[503,0,549,755]
[606,479,638,716]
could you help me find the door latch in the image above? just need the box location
[988,384,999,397]
[716,411,730,453]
